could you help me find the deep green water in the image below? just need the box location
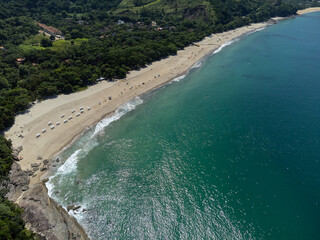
[47,12,320,239]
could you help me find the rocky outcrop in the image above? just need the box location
[268,18,278,24]
[67,205,81,212]
[31,163,40,168]
[6,162,30,200]
[12,145,23,161]
[19,183,89,240]
[7,163,89,240]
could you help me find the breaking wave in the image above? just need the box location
[191,61,202,69]
[91,97,143,138]
[249,27,266,34]
[172,75,186,82]
[47,97,143,197]
[212,39,239,55]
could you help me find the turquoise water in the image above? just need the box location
[48,13,320,239]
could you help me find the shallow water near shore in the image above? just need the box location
[48,12,320,239]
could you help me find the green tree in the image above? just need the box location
[0,107,14,130]
[0,76,10,90]
[41,38,52,47]
[64,34,71,40]
[70,29,83,39]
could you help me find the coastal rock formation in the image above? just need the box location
[6,162,30,200]
[12,145,23,161]
[7,163,89,240]
[67,204,81,212]
[19,183,89,240]
[31,163,40,168]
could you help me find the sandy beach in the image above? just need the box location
[297,7,320,14]
[6,21,277,191]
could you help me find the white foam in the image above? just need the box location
[57,149,81,175]
[47,98,143,196]
[90,97,143,138]
[67,203,88,221]
[46,178,55,196]
[249,27,266,34]
[46,149,81,196]
[191,61,202,69]
[172,75,186,82]
[212,39,238,55]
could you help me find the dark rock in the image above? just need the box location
[40,167,48,172]
[76,179,82,184]
[37,156,42,160]
[73,206,81,211]
[42,178,49,183]
[268,19,277,24]
[12,152,19,161]
[22,185,29,191]
[8,163,30,187]
[67,205,81,212]
[31,163,40,168]
[67,204,75,212]
[32,167,39,172]
[43,159,49,165]
[56,158,60,163]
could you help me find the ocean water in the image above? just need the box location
[47,12,320,239]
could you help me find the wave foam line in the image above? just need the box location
[56,149,81,175]
[47,97,143,195]
[250,27,266,34]
[212,39,238,55]
[172,75,186,82]
[47,149,81,196]
[90,97,143,138]
[191,61,202,69]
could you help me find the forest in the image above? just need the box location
[0,0,317,238]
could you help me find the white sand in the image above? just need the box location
[297,7,320,14]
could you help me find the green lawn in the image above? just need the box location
[19,35,89,52]
[117,0,163,14]
[19,44,45,52]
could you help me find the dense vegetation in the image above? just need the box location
[0,0,316,238]
[0,136,34,239]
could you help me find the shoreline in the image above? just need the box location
[5,20,277,184]
[297,7,320,14]
[5,17,284,238]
